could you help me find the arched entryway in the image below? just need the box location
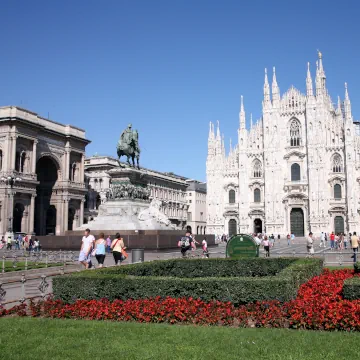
[35,156,58,235]
[203,226,206,234]
[290,208,304,236]
[13,203,25,233]
[334,216,345,234]
[254,218,262,234]
[228,219,237,237]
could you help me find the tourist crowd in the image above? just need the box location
[0,234,41,252]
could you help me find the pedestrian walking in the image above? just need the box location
[202,237,209,258]
[351,232,359,261]
[287,233,291,246]
[14,236,20,250]
[319,232,325,248]
[262,236,270,257]
[338,233,344,251]
[106,235,112,254]
[94,232,106,268]
[344,233,349,250]
[6,236,12,250]
[33,238,40,252]
[78,228,95,269]
[111,233,126,265]
[178,231,194,257]
[277,234,281,243]
[330,232,335,250]
[307,232,314,257]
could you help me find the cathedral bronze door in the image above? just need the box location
[228,219,237,236]
[290,208,304,237]
[334,216,344,234]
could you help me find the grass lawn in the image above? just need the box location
[0,318,359,359]
[1,261,62,272]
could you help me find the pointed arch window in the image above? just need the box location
[229,189,235,204]
[332,154,343,173]
[334,184,342,199]
[289,119,301,147]
[254,188,261,203]
[253,160,262,178]
[291,163,301,181]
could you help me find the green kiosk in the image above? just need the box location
[226,234,259,258]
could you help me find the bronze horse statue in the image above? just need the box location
[117,128,140,169]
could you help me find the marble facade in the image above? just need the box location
[207,53,360,237]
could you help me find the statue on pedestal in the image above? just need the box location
[117,123,141,169]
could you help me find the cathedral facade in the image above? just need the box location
[206,54,360,238]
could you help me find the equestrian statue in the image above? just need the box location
[117,123,140,169]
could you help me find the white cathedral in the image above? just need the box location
[206,53,360,238]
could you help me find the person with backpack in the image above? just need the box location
[178,231,195,257]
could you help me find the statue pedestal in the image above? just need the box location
[78,166,176,231]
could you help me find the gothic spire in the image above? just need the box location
[263,68,271,109]
[344,82,352,120]
[239,95,246,130]
[250,113,253,129]
[216,120,221,139]
[306,62,314,97]
[208,121,214,140]
[315,51,326,97]
[272,67,280,106]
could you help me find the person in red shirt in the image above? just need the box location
[330,232,335,250]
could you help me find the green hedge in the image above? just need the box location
[343,277,360,300]
[99,258,297,278]
[53,258,323,305]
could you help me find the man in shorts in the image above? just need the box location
[179,231,194,257]
[79,228,95,269]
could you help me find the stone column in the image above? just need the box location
[53,202,61,235]
[29,194,35,234]
[32,140,38,173]
[65,143,71,181]
[80,199,84,226]
[63,198,69,233]
[11,136,17,170]
[80,153,85,184]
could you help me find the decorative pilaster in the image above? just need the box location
[80,199,85,226]
[32,140,38,173]
[29,194,36,234]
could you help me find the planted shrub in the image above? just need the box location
[53,258,323,305]
[343,276,360,300]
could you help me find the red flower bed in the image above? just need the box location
[2,269,360,330]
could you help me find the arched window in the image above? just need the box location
[0,149,3,170]
[229,189,235,204]
[291,163,301,181]
[289,119,301,147]
[253,160,262,178]
[334,184,342,199]
[228,219,237,236]
[332,154,343,173]
[254,188,261,203]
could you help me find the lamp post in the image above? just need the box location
[1,176,21,240]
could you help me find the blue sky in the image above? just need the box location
[0,0,359,181]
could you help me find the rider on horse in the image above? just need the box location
[117,124,140,168]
